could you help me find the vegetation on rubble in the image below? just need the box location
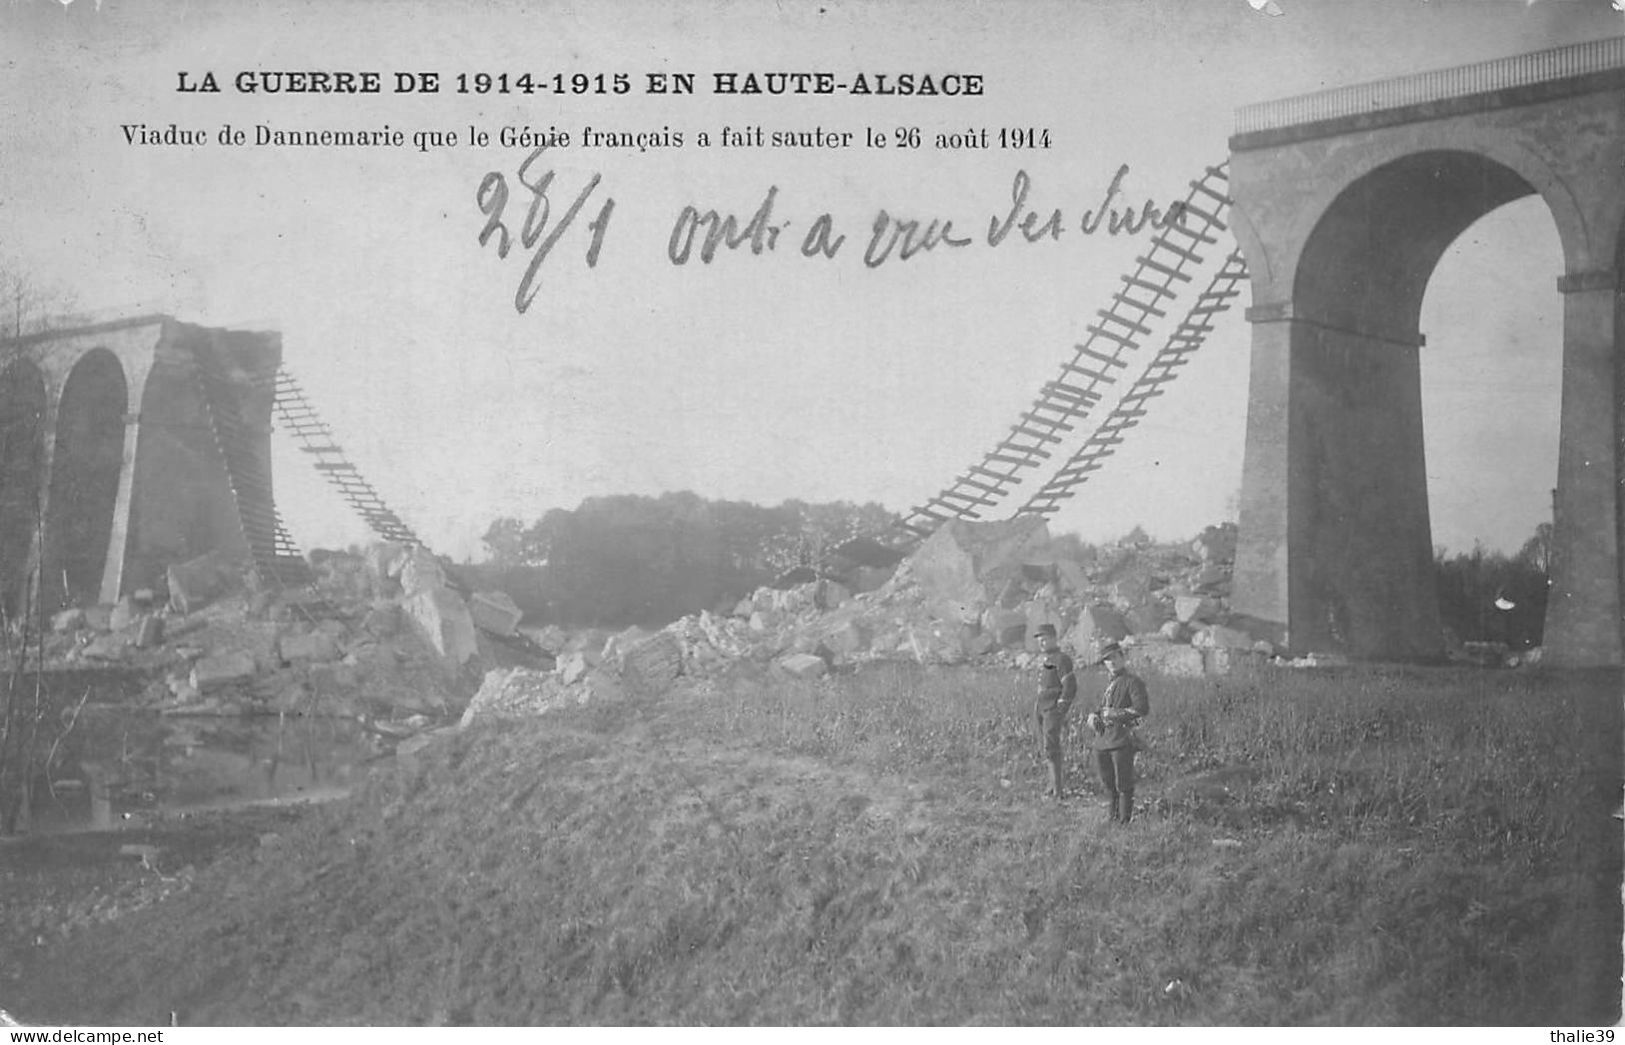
[5,657,1617,1026]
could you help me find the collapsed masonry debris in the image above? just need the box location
[458,518,1285,726]
[12,519,1541,741]
[10,542,526,751]
[454,515,1543,726]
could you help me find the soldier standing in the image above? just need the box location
[1086,640,1150,823]
[1032,623,1077,800]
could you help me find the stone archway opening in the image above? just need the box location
[1418,195,1564,653]
[0,360,47,621]
[1284,149,1541,658]
[43,349,127,609]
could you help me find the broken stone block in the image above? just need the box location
[399,548,447,598]
[748,610,777,633]
[460,667,577,727]
[1174,596,1219,623]
[1055,559,1090,595]
[1064,603,1128,655]
[368,541,409,584]
[981,607,1028,648]
[278,631,341,665]
[555,651,590,685]
[1022,598,1065,630]
[994,576,1027,610]
[1158,619,1190,643]
[191,650,258,691]
[519,624,568,654]
[1126,603,1166,635]
[469,590,523,637]
[910,517,1051,607]
[167,551,232,614]
[404,588,477,666]
[622,631,683,688]
[776,652,828,679]
[731,597,756,619]
[694,611,748,659]
[599,628,651,668]
[1108,572,1153,608]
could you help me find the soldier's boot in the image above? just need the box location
[1118,790,1134,824]
[1105,789,1121,822]
[1048,758,1066,800]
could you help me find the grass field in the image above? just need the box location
[6,659,1621,1025]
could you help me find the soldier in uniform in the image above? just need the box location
[1086,640,1150,823]
[1032,623,1077,800]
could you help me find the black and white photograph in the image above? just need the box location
[0,0,1621,1029]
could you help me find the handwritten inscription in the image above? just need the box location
[472,158,1189,311]
[474,145,615,313]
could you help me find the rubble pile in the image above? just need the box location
[18,543,514,737]
[25,518,1536,735]
[459,517,1279,725]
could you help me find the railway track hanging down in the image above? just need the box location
[272,367,424,548]
[1016,247,1249,518]
[893,162,1239,544]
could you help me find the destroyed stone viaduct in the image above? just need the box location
[0,316,284,619]
[2,42,1621,670]
[1227,37,1625,668]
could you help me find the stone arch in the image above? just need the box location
[1294,149,1539,341]
[123,349,242,592]
[1247,129,1594,303]
[0,359,47,619]
[42,348,127,609]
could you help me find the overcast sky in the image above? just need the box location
[2,0,1620,561]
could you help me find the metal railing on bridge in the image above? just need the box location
[1235,35,1625,136]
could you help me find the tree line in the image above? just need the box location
[1434,522,1552,649]
[475,492,899,628]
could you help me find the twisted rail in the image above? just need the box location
[272,368,423,547]
[894,162,1238,542]
[1017,247,1249,517]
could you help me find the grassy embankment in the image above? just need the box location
[10,659,1621,1025]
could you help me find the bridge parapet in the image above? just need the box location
[1235,35,1625,141]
